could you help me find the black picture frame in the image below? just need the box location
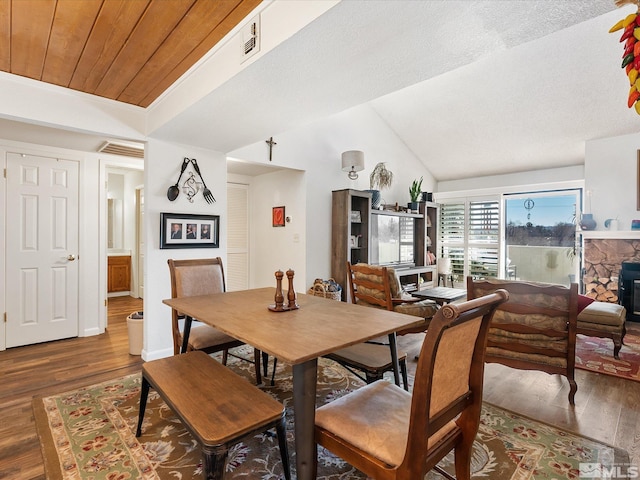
[160,213,219,249]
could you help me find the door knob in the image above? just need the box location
[67,254,76,261]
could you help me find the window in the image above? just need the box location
[438,189,580,287]
[439,198,500,283]
[504,190,579,285]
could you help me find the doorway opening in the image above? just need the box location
[102,163,143,331]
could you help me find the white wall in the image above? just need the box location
[230,103,435,288]
[107,173,125,250]
[0,72,146,141]
[585,131,640,232]
[123,170,144,253]
[79,154,103,337]
[250,169,306,288]
[437,165,584,196]
[142,139,228,360]
[147,1,338,134]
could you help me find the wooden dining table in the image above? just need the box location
[163,286,423,480]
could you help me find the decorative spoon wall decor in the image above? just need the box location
[167,158,190,201]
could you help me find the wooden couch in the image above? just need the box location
[467,277,578,405]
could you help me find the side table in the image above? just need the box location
[412,286,467,305]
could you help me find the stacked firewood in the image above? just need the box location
[583,275,618,302]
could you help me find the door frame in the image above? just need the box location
[98,157,144,331]
[0,148,6,350]
[135,186,144,299]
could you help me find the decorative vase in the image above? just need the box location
[580,214,597,231]
[366,189,381,209]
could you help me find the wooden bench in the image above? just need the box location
[136,351,291,480]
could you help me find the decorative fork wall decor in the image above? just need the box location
[166,157,216,204]
[191,158,216,204]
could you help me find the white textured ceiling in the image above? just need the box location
[150,0,638,181]
[2,1,637,181]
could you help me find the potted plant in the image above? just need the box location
[408,176,423,211]
[368,162,393,209]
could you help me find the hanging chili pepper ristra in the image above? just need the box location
[610,0,640,114]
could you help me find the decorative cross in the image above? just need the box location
[266,137,277,161]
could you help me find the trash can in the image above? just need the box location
[126,311,144,355]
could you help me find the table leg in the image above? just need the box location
[292,359,318,480]
[387,332,400,386]
[181,315,193,354]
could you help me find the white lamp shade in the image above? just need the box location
[341,150,365,173]
[437,257,452,274]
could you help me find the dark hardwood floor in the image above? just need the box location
[400,325,640,470]
[0,297,639,478]
[0,296,144,480]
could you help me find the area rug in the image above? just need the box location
[576,332,640,382]
[34,352,628,480]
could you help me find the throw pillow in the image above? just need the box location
[577,294,595,314]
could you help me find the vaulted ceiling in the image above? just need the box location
[0,0,260,107]
[1,1,638,182]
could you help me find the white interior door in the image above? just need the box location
[5,153,79,347]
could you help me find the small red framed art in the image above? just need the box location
[272,206,285,227]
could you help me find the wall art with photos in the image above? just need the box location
[160,213,219,249]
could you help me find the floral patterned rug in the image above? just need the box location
[34,351,628,480]
[576,332,640,382]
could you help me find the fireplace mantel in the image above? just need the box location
[581,230,640,240]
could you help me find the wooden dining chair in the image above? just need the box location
[324,263,412,389]
[168,257,265,384]
[315,289,509,480]
[346,262,439,335]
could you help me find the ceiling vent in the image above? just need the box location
[241,15,260,62]
[98,141,144,158]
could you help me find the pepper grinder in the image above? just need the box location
[286,268,299,309]
[269,270,285,311]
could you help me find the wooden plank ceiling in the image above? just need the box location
[0,0,261,108]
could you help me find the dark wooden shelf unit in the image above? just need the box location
[332,191,440,299]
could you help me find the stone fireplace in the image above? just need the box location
[582,232,640,303]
